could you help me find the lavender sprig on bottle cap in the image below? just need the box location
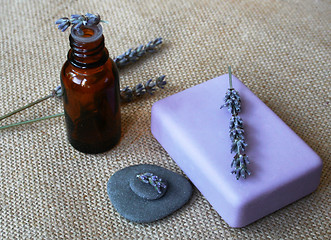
[55,13,108,35]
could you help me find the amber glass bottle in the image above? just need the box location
[60,25,121,154]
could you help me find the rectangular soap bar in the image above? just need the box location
[151,75,322,228]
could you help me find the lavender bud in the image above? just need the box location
[156,75,167,89]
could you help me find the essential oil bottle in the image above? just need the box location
[61,24,121,153]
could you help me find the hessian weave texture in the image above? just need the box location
[0,0,330,239]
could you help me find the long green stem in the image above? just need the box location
[0,113,64,130]
[0,94,53,121]
[228,66,233,89]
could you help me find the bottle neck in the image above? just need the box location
[68,25,109,69]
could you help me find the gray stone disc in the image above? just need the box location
[107,164,192,223]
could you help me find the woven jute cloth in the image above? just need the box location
[0,0,330,239]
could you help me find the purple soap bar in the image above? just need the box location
[151,75,322,228]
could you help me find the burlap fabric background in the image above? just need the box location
[0,0,330,239]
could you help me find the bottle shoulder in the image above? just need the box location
[61,59,119,89]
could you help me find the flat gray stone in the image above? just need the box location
[107,164,192,223]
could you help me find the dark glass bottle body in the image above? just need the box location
[60,25,121,154]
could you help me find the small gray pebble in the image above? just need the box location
[130,176,167,200]
[107,164,192,223]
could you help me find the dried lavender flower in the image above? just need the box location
[156,75,167,89]
[145,79,156,95]
[50,75,167,104]
[55,17,71,32]
[136,172,167,194]
[114,38,163,67]
[221,66,251,180]
[55,13,108,35]
[229,115,243,129]
[133,83,146,97]
[120,75,167,103]
[119,86,133,102]
[52,85,63,98]
[85,13,101,25]
[220,89,241,115]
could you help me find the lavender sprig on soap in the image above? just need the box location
[220,66,251,180]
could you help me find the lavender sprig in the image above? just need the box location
[0,40,165,121]
[220,66,251,180]
[56,15,163,65]
[120,75,166,103]
[155,75,167,89]
[0,75,167,130]
[55,13,108,35]
[136,172,167,194]
[0,34,165,129]
[114,38,163,68]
